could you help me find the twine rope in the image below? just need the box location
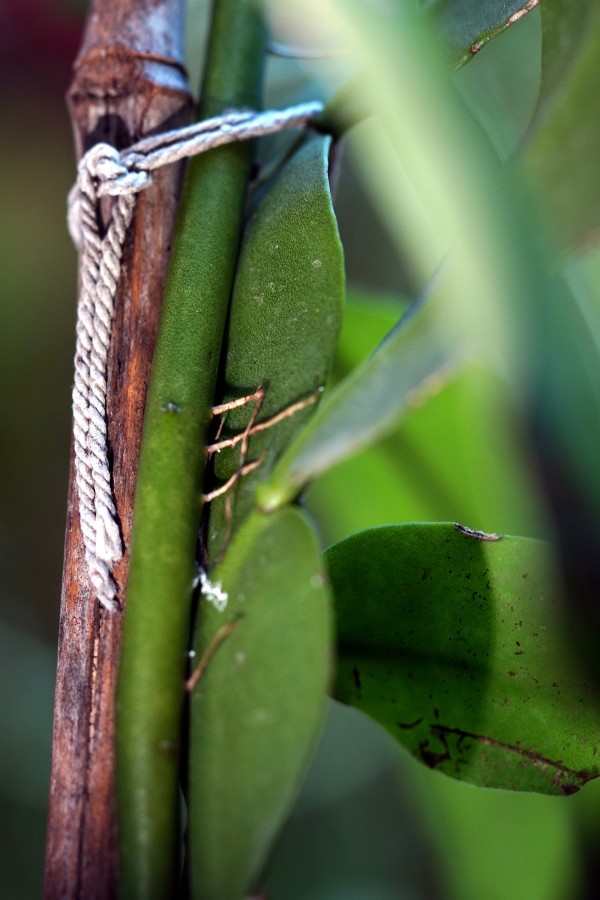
[69,100,324,612]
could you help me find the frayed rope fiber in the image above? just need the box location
[68,101,323,611]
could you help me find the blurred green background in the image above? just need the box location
[1,1,599,897]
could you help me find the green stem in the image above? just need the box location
[116,2,266,896]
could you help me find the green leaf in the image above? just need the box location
[326,523,600,794]
[188,508,332,899]
[524,2,600,247]
[426,0,535,69]
[452,7,540,161]
[309,292,543,543]
[531,255,600,680]
[533,0,595,124]
[309,365,545,546]
[259,279,470,510]
[206,134,344,560]
[330,288,410,378]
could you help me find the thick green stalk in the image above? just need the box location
[116,2,266,897]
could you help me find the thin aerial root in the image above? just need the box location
[211,388,264,418]
[206,388,320,454]
[202,452,267,503]
[208,389,265,452]
[247,390,320,436]
[240,390,264,460]
[185,620,239,692]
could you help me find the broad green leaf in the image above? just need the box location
[426,0,536,69]
[259,279,471,510]
[524,3,600,247]
[326,523,600,794]
[188,508,332,899]
[206,134,344,560]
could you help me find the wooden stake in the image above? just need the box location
[44,2,192,897]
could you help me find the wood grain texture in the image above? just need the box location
[44,2,192,897]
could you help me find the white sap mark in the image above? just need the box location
[311,573,325,589]
[312,258,322,268]
[199,570,228,612]
[235,651,246,665]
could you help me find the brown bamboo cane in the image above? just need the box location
[44,2,192,896]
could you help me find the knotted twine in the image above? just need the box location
[68,100,324,612]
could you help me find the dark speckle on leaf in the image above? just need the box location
[352,666,362,693]
[397,717,423,730]
[419,729,451,769]
[561,784,580,796]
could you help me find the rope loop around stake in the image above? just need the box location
[69,100,324,611]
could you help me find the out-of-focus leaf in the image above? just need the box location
[425,0,536,69]
[533,0,595,125]
[327,523,600,794]
[524,3,600,247]
[309,366,545,545]
[415,756,578,900]
[307,292,544,545]
[259,279,471,511]
[207,134,344,560]
[282,0,547,371]
[188,507,332,899]
[529,252,600,681]
[264,702,448,899]
[286,0,600,687]
[331,287,409,377]
[452,5,540,160]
